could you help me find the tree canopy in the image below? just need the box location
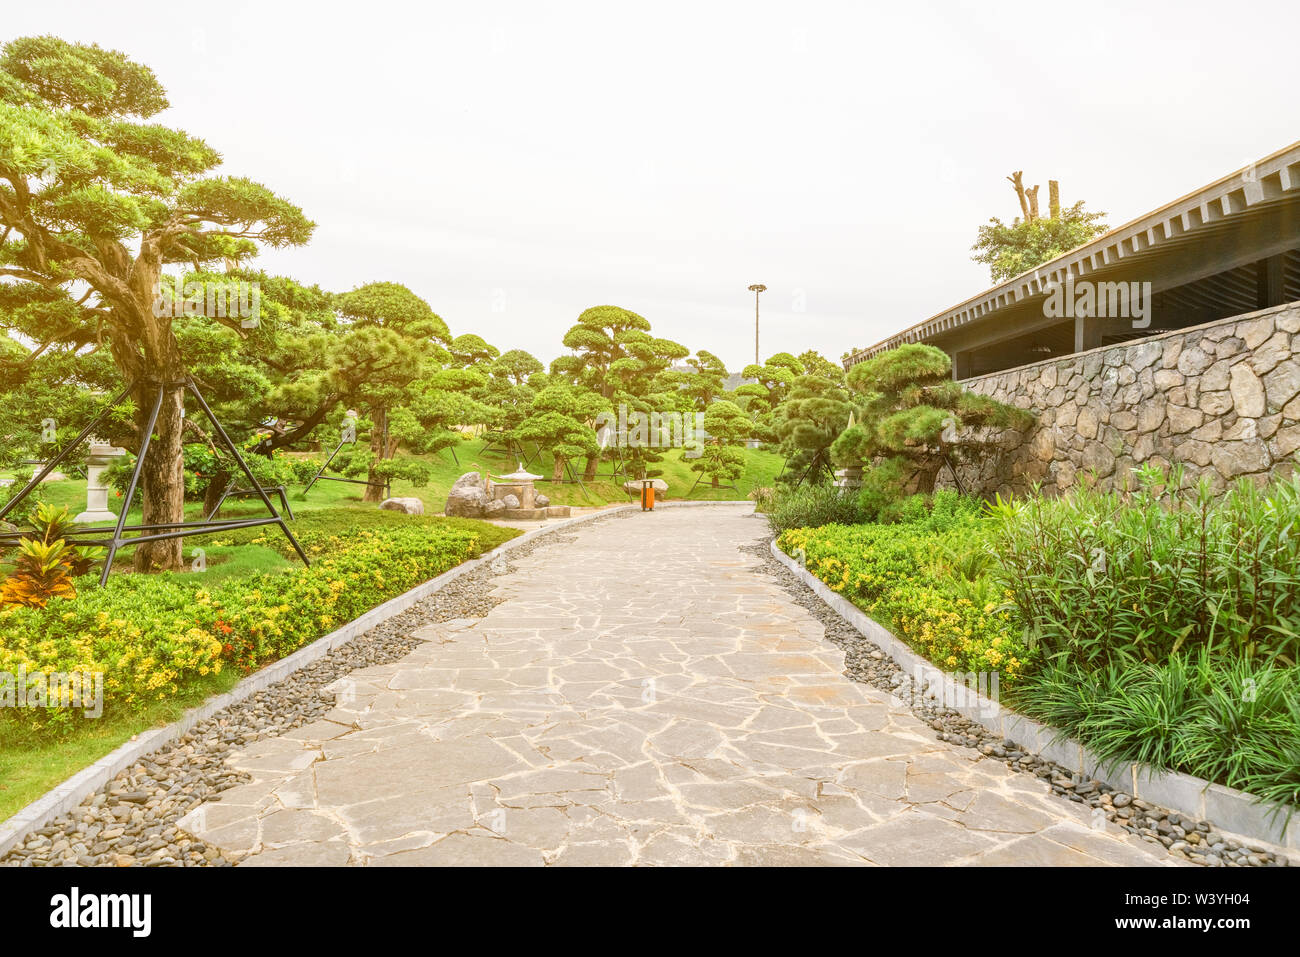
[0,36,313,569]
[831,343,1033,496]
[970,173,1107,282]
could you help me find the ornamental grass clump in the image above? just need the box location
[988,464,1300,668]
[1009,651,1300,813]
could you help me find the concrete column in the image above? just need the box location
[952,350,973,380]
[1256,254,1286,309]
[1074,315,1102,353]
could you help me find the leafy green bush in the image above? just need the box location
[105,442,303,501]
[282,455,324,485]
[322,443,432,488]
[0,510,515,736]
[764,484,869,534]
[989,465,1300,668]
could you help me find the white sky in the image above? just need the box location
[6,0,1299,371]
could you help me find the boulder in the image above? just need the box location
[623,479,668,494]
[445,472,489,517]
[450,471,485,492]
[1229,364,1266,418]
[379,497,424,515]
[1212,439,1271,478]
[501,493,521,509]
[483,499,506,516]
[535,494,550,507]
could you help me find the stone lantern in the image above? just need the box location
[74,439,127,524]
[491,464,543,510]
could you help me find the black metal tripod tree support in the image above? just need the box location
[685,471,739,496]
[0,378,310,587]
[301,433,391,501]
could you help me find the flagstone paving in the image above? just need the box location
[178,506,1175,866]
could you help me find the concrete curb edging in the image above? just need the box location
[769,539,1300,860]
[1,502,686,859]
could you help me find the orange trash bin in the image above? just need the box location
[641,480,655,511]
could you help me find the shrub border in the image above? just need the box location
[770,539,1300,860]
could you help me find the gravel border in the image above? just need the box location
[743,537,1295,868]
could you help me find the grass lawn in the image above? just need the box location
[282,435,783,509]
[0,669,241,822]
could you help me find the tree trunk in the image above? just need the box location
[363,408,390,503]
[202,467,232,518]
[133,381,186,573]
[583,452,599,482]
[1007,171,1030,221]
[261,399,337,452]
[552,453,565,483]
[900,456,944,496]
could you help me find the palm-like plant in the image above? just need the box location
[0,503,94,608]
[0,538,80,608]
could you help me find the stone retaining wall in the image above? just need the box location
[948,301,1300,497]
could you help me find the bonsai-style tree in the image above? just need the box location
[831,343,1033,496]
[551,305,688,480]
[796,349,845,386]
[734,352,804,443]
[0,37,313,570]
[329,282,450,501]
[690,399,751,489]
[771,373,853,486]
[473,348,543,455]
[672,349,730,409]
[234,274,343,455]
[513,377,604,482]
[448,333,499,368]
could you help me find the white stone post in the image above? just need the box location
[73,440,127,524]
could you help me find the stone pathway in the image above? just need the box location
[178,506,1174,866]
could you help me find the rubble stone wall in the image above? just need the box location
[946,301,1300,497]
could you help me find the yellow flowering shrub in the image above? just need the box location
[779,514,1035,684]
[0,511,511,736]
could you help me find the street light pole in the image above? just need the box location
[747,283,766,366]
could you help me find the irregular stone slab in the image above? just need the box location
[840,811,999,865]
[372,833,546,867]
